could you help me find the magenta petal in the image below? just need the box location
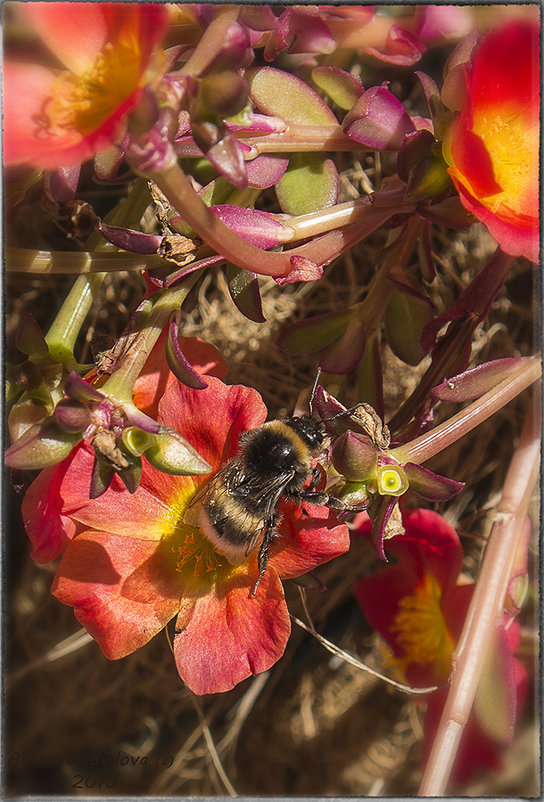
[173,566,290,694]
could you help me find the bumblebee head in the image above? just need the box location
[285,415,325,453]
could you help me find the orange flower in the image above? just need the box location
[23,373,349,694]
[443,21,540,263]
[3,2,168,169]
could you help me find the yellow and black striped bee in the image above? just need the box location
[196,413,334,594]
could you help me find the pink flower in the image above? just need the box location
[24,372,349,694]
[354,508,527,784]
[443,21,540,263]
[3,2,168,169]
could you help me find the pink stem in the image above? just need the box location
[390,357,541,465]
[418,395,541,795]
[147,162,414,278]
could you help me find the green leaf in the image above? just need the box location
[246,66,338,125]
[276,152,338,215]
[276,308,354,355]
[311,66,363,110]
[385,282,433,366]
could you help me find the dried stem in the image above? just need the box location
[418,396,541,795]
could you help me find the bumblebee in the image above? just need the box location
[196,414,336,594]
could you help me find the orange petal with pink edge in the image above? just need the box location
[133,334,227,418]
[2,62,81,167]
[173,564,290,694]
[49,442,183,540]
[52,530,183,658]
[268,500,350,579]
[157,375,268,472]
[16,2,110,74]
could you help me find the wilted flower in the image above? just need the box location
[443,20,540,263]
[23,375,349,694]
[3,2,168,169]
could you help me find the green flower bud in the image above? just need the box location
[145,429,212,476]
[5,419,81,470]
[331,430,377,481]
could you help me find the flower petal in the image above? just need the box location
[157,376,267,472]
[173,564,290,694]
[268,501,350,579]
[18,2,109,74]
[52,530,183,658]
[133,335,226,418]
[22,460,77,562]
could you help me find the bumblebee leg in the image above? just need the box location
[252,518,276,595]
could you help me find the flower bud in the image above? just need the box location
[332,430,377,481]
[15,313,48,358]
[54,399,92,433]
[376,464,409,497]
[197,72,249,120]
[343,85,416,151]
[334,481,370,509]
[5,419,81,470]
[145,428,212,476]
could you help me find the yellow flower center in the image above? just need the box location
[169,518,231,592]
[472,106,539,216]
[390,572,455,677]
[42,37,142,137]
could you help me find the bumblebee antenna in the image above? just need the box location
[308,367,322,417]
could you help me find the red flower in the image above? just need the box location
[443,21,540,263]
[24,370,348,694]
[3,2,168,169]
[354,508,527,784]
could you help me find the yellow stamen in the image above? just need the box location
[171,523,229,583]
[41,36,142,137]
[472,107,538,214]
[390,572,455,676]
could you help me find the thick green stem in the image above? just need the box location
[44,273,105,364]
[100,275,198,403]
[390,356,541,465]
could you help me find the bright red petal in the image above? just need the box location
[449,117,502,198]
[52,530,182,658]
[173,564,290,694]
[51,443,182,540]
[470,20,540,119]
[268,501,350,579]
[22,460,77,562]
